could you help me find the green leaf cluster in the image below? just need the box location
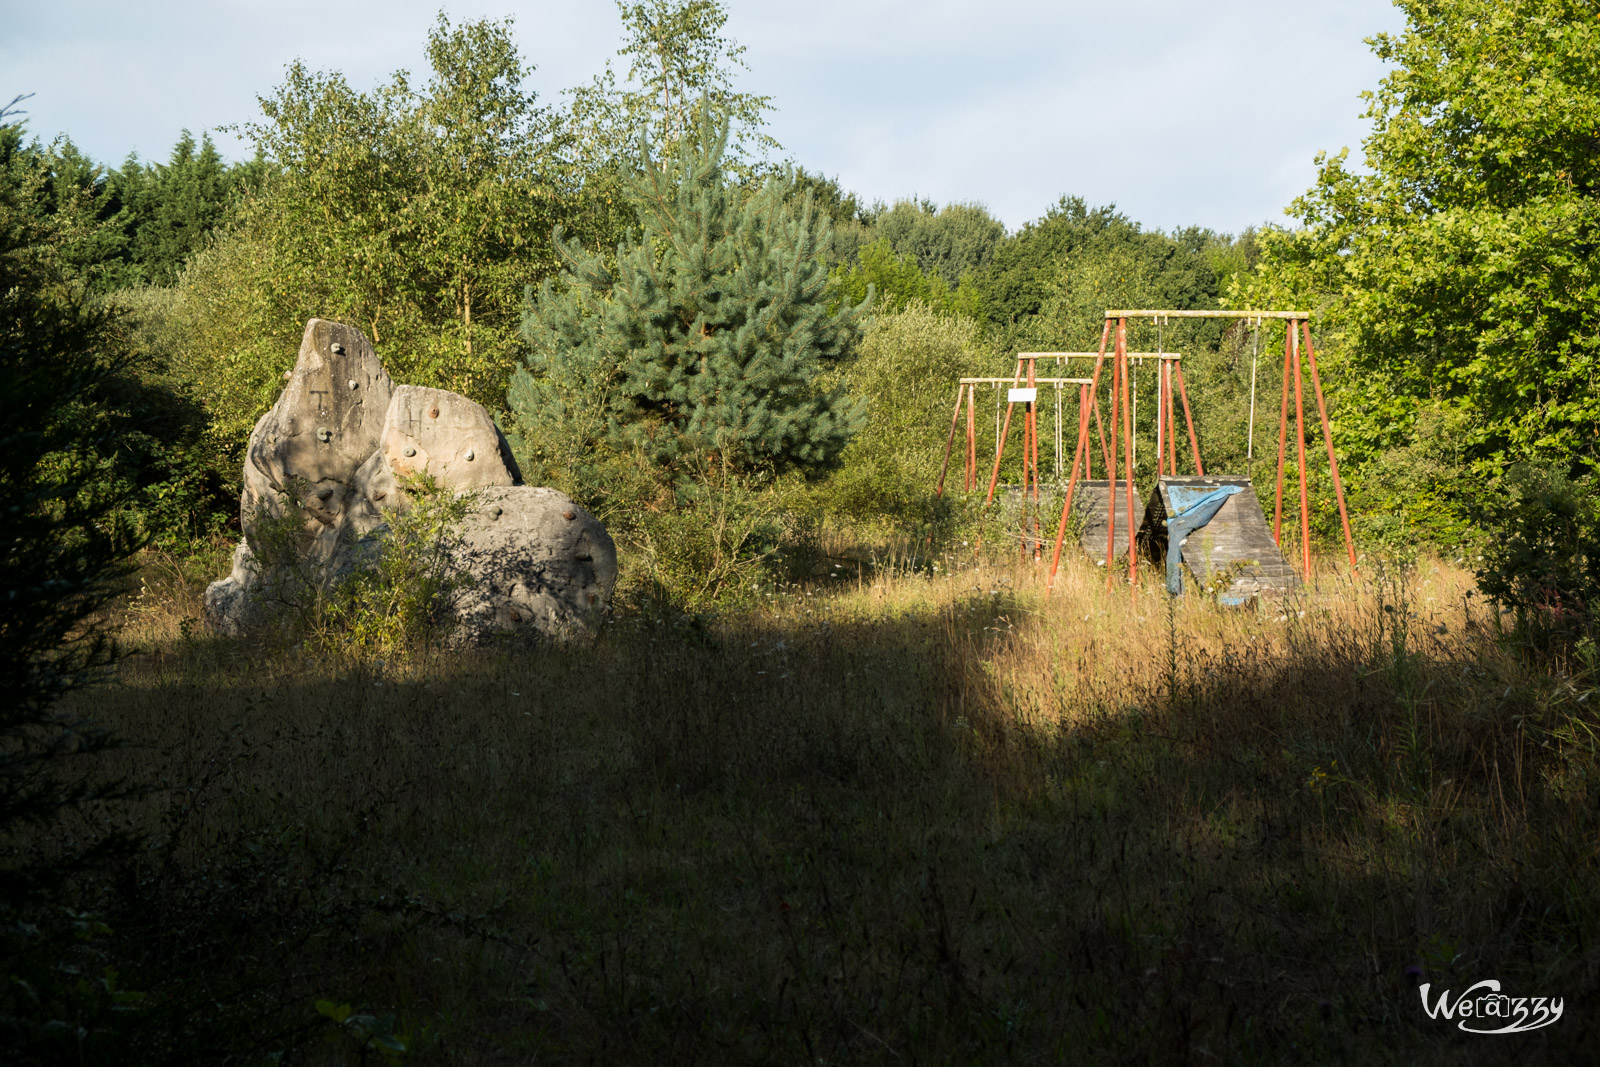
[179,13,570,425]
[817,301,991,526]
[1244,0,1600,539]
[1474,463,1600,648]
[831,237,984,320]
[0,109,143,1052]
[111,131,266,287]
[0,121,260,293]
[564,0,778,182]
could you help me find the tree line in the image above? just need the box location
[4,0,1597,621]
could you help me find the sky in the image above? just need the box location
[1,0,1407,234]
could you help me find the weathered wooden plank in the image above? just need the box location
[1070,480,1145,558]
[1139,476,1299,599]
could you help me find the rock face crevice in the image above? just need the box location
[205,319,616,643]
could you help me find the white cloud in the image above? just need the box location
[1,0,1404,232]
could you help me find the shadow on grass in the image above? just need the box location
[35,581,1600,1064]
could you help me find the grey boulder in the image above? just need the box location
[446,487,617,644]
[205,320,616,644]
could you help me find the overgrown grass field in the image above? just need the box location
[48,551,1600,1063]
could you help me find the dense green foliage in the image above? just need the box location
[1474,464,1599,647]
[830,236,984,319]
[0,121,258,293]
[1,117,227,549]
[868,198,1006,287]
[1223,0,1600,632]
[0,110,132,805]
[1246,0,1600,540]
[183,14,568,415]
[0,100,146,1060]
[511,116,865,489]
[566,0,777,177]
[509,115,865,605]
[817,301,988,525]
[113,132,265,287]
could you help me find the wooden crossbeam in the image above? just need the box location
[1102,310,1311,320]
[959,377,1092,385]
[1017,351,1181,360]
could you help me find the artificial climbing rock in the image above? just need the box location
[205,320,616,643]
[347,385,521,536]
[447,488,617,644]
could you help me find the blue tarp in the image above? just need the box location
[1164,485,1244,595]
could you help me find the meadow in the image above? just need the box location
[44,547,1597,1063]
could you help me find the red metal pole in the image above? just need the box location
[965,385,976,492]
[1105,346,1121,579]
[1272,324,1292,545]
[934,382,965,498]
[1047,384,1092,594]
[1302,323,1358,572]
[1292,323,1312,578]
[1119,318,1137,586]
[984,358,1024,505]
[1171,361,1184,473]
[1175,362,1204,476]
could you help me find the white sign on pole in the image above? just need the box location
[1008,387,1037,403]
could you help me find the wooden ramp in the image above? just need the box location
[1139,476,1299,601]
[1071,480,1144,559]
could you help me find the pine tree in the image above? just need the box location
[0,100,138,908]
[510,112,866,497]
[127,131,245,286]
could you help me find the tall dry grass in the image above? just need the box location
[37,549,1600,1063]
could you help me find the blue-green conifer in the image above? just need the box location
[509,113,866,493]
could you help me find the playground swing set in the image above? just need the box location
[933,310,1358,600]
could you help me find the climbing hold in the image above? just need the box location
[348,379,358,390]
[331,342,345,355]
[316,427,332,443]
[403,446,416,458]
[464,449,475,461]
[373,491,387,502]
[489,505,503,520]
[429,407,439,419]
[563,510,576,521]
[317,488,334,501]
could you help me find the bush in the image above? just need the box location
[316,479,477,660]
[0,102,143,1061]
[627,460,791,611]
[1474,463,1600,651]
[815,301,990,530]
[242,475,476,658]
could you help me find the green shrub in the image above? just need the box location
[317,479,477,660]
[626,460,791,611]
[1474,463,1600,651]
[816,301,990,530]
[241,475,476,658]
